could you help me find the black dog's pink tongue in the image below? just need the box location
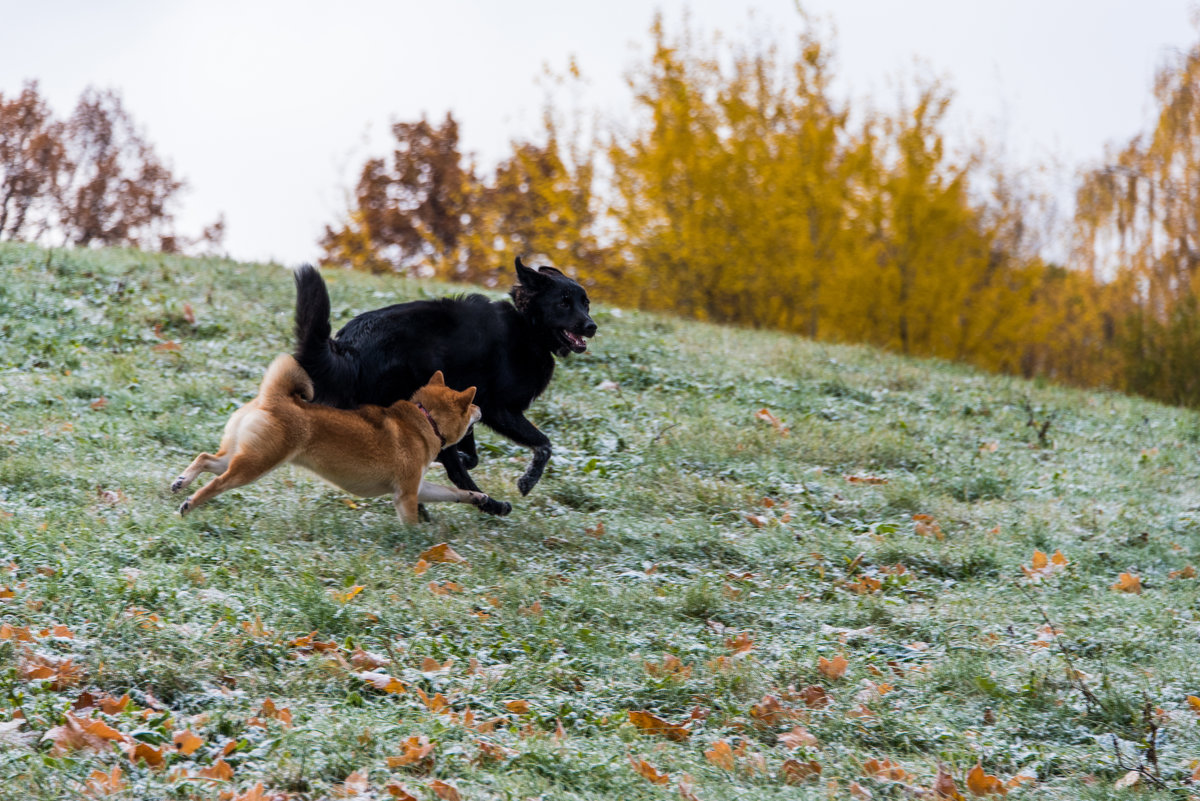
[564,331,587,351]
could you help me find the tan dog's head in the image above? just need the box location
[411,371,481,446]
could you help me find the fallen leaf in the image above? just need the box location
[778,726,818,749]
[913,514,944,539]
[412,558,430,576]
[781,758,821,784]
[725,632,754,655]
[630,756,670,785]
[84,765,124,795]
[198,759,234,781]
[1169,565,1197,579]
[818,654,848,680]
[1111,573,1142,594]
[862,758,911,782]
[504,699,531,714]
[966,763,1008,796]
[845,475,888,485]
[331,585,365,603]
[354,671,407,694]
[174,729,204,755]
[331,770,370,797]
[420,543,466,564]
[849,780,874,799]
[385,782,419,800]
[705,739,735,770]
[386,735,435,769]
[934,764,964,800]
[629,710,691,741]
[430,779,462,801]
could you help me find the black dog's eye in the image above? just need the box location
[561,296,571,307]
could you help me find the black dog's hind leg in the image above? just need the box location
[438,446,512,516]
[486,410,551,496]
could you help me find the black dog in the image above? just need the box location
[292,257,597,516]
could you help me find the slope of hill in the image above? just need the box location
[1,243,1199,799]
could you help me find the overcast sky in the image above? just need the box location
[2,0,1195,265]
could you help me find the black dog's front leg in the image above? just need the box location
[438,445,511,516]
[486,410,551,496]
[457,428,479,470]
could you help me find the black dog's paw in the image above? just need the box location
[480,497,512,517]
[170,477,185,493]
[178,497,192,516]
[517,473,539,496]
[418,503,431,523]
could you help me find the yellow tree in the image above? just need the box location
[1074,36,1200,404]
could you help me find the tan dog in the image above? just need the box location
[171,354,487,523]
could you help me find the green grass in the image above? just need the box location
[2,242,1200,799]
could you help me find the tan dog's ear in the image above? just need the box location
[460,386,477,406]
[428,370,445,386]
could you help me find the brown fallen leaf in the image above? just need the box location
[966,763,1007,796]
[331,770,370,797]
[704,739,735,770]
[420,543,467,564]
[629,755,670,785]
[781,758,821,784]
[818,654,848,680]
[629,710,691,741]
[174,729,204,755]
[84,765,124,795]
[430,779,462,801]
[386,735,435,769]
[778,725,818,749]
[1111,572,1142,594]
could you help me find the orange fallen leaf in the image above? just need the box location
[629,755,670,785]
[413,558,430,576]
[331,585,365,603]
[1111,572,1142,594]
[1169,565,1197,579]
[778,726,818,749]
[354,671,407,694]
[182,302,196,325]
[84,765,124,795]
[428,581,463,595]
[705,739,735,770]
[863,757,912,782]
[174,729,204,755]
[1188,695,1200,715]
[386,735,435,768]
[849,780,873,799]
[504,699,531,714]
[124,741,166,768]
[754,408,789,436]
[198,759,234,781]
[912,513,944,539]
[331,770,370,797]
[725,632,754,655]
[966,763,1007,796]
[349,648,390,670]
[781,758,821,784]
[430,779,462,801]
[934,763,964,800]
[818,654,848,680]
[629,710,691,741]
[153,340,181,352]
[420,543,467,564]
[385,782,419,801]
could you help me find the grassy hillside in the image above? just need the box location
[2,243,1200,800]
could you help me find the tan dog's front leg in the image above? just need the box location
[393,491,421,525]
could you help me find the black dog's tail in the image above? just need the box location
[292,265,355,406]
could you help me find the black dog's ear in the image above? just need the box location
[515,256,551,286]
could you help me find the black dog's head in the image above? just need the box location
[510,257,597,356]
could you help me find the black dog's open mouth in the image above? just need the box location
[559,329,590,353]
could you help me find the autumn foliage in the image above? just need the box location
[325,18,1200,408]
[0,81,205,252]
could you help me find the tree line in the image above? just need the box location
[5,17,1200,406]
[320,17,1200,407]
[0,82,220,253]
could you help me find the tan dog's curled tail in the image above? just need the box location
[259,354,314,403]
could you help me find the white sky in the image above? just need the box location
[1,0,1196,265]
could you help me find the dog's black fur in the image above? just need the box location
[292,257,597,516]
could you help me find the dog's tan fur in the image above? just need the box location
[171,355,486,524]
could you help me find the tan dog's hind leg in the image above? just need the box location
[171,452,229,494]
[179,450,287,516]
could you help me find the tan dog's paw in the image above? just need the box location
[170,476,186,493]
[178,497,192,516]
